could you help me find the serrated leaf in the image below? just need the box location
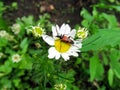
[108,68,114,86]
[81,29,120,51]
[21,15,34,25]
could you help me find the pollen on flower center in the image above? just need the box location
[55,39,71,53]
[35,27,43,34]
[31,26,45,37]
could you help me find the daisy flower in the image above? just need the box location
[12,54,21,63]
[42,23,82,61]
[76,27,88,40]
[31,25,45,37]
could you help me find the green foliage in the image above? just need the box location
[79,0,120,89]
[108,68,114,86]
[82,29,120,51]
[0,0,120,90]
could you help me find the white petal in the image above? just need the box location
[68,29,76,38]
[74,40,82,48]
[74,43,82,48]
[61,53,70,61]
[48,47,56,59]
[75,39,82,44]
[70,51,79,57]
[42,35,54,45]
[56,25,60,35]
[59,23,65,35]
[55,51,61,60]
[52,26,58,37]
[60,24,71,35]
[71,45,79,50]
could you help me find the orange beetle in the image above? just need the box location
[57,35,74,44]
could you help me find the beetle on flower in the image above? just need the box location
[42,23,82,61]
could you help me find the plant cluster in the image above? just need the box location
[0,0,120,90]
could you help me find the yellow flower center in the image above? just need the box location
[77,29,88,39]
[55,39,71,53]
[34,27,43,35]
[32,26,45,37]
[77,31,86,38]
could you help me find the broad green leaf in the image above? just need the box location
[90,55,99,81]
[81,29,120,51]
[108,68,114,86]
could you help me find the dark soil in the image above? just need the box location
[3,0,97,26]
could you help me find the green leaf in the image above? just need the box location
[81,29,120,51]
[101,13,117,28]
[0,78,12,88]
[0,60,12,74]
[102,52,109,65]
[18,54,33,70]
[20,38,28,48]
[109,49,120,78]
[111,6,120,11]
[20,38,29,53]
[13,79,21,87]
[90,55,99,81]
[81,8,94,23]
[108,68,114,86]
[21,15,34,25]
[95,62,104,80]
[11,2,18,9]
[0,38,8,47]
[0,17,8,29]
